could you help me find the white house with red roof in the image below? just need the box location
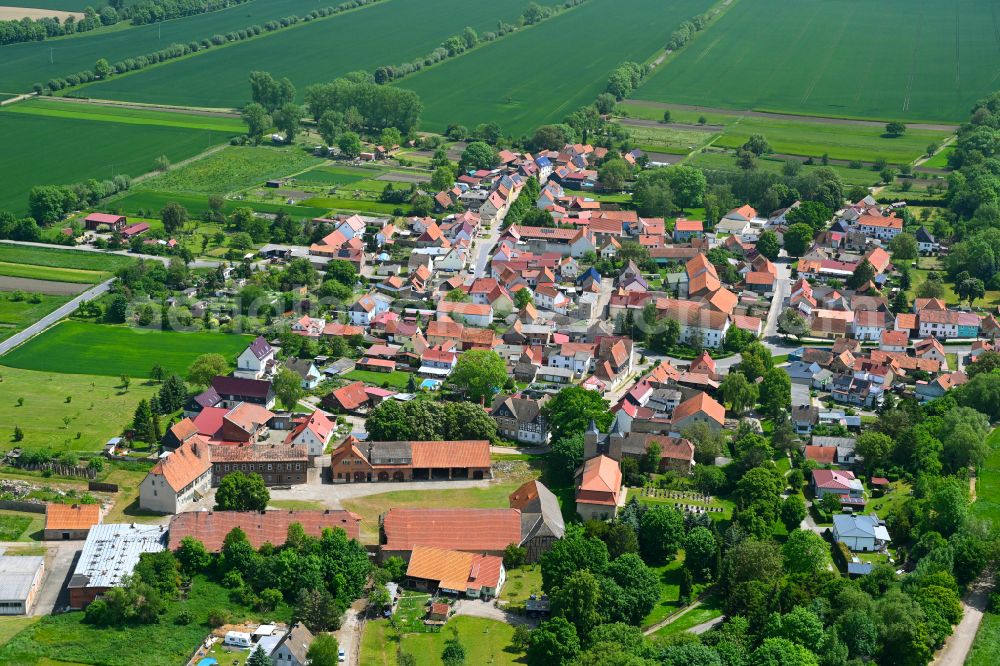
[812,469,864,500]
[285,409,336,458]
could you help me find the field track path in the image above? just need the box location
[46,95,240,118]
[627,100,959,132]
[931,574,992,665]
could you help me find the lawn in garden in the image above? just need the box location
[634,0,995,123]
[0,366,156,452]
[0,320,251,378]
[344,369,414,390]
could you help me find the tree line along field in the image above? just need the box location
[395,0,715,136]
[79,0,537,108]
[619,102,954,164]
[0,320,252,378]
[0,100,243,213]
[633,0,1000,123]
[0,0,328,94]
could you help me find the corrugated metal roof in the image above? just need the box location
[69,523,166,590]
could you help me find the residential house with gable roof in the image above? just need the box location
[235,336,277,380]
[509,479,564,562]
[139,435,213,514]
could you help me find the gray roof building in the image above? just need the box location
[271,622,315,666]
[0,555,45,615]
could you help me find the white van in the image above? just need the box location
[224,631,252,648]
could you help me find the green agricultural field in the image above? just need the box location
[81,0,536,108]
[0,244,136,272]
[0,103,232,213]
[635,0,998,123]
[0,262,107,284]
[0,0,331,94]
[0,366,156,452]
[111,189,331,220]
[0,294,72,342]
[135,145,321,195]
[0,320,252,378]
[398,0,714,135]
[3,99,245,133]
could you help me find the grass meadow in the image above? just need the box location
[620,104,953,165]
[111,189,331,219]
[0,294,71,342]
[0,0,329,94]
[398,0,715,135]
[0,320,251,378]
[685,150,882,187]
[81,0,537,108]
[634,0,999,123]
[0,366,157,452]
[0,101,236,213]
[134,145,322,195]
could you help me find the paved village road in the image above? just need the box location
[0,278,114,356]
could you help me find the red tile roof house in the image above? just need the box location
[330,439,491,483]
[120,222,150,239]
[321,381,372,414]
[83,212,126,231]
[139,435,213,514]
[284,409,336,457]
[576,454,623,521]
[405,546,506,600]
[167,509,361,551]
[379,508,523,561]
[812,469,865,506]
